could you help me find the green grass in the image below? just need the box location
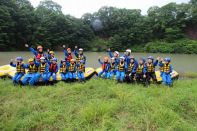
[0,79,197,131]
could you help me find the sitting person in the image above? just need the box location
[77,60,86,82]
[10,57,25,84]
[116,57,127,82]
[59,59,68,81]
[47,58,58,81]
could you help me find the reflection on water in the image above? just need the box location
[0,52,197,73]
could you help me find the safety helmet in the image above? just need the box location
[147,56,154,60]
[37,45,43,49]
[67,48,71,51]
[28,58,34,62]
[119,56,125,60]
[126,49,131,53]
[79,48,83,51]
[140,57,146,63]
[70,59,76,62]
[61,59,66,62]
[49,51,54,54]
[104,57,109,61]
[80,60,85,63]
[40,57,45,60]
[111,57,115,60]
[16,57,23,61]
[114,51,119,56]
[52,58,57,62]
[130,56,134,59]
[164,57,171,62]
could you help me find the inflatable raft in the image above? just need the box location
[95,67,179,83]
[0,65,95,81]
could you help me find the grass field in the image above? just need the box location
[0,78,197,131]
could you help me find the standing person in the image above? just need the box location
[59,59,68,81]
[63,45,73,62]
[159,58,173,86]
[116,57,127,82]
[107,57,117,79]
[25,44,46,62]
[36,57,49,84]
[10,57,25,84]
[107,48,119,65]
[144,56,159,85]
[98,56,110,79]
[77,60,86,82]
[47,58,58,81]
[74,46,86,64]
[47,49,55,61]
[22,58,39,86]
[67,59,77,81]
[125,56,138,83]
[136,58,146,85]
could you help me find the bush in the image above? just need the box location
[144,39,197,54]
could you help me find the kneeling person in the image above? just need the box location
[22,58,39,86]
[68,59,77,81]
[77,60,85,82]
[36,57,49,83]
[116,57,127,82]
[136,58,146,85]
[47,58,58,81]
[59,60,68,81]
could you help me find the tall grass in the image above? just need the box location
[0,78,197,130]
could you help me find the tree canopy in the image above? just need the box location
[0,0,197,53]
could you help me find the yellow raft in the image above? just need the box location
[0,65,95,81]
[95,68,179,82]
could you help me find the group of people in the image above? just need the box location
[98,49,173,86]
[10,44,86,86]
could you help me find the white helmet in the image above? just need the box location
[40,57,45,60]
[119,56,125,60]
[79,48,83,51]
[111,57,115,60]
[114,51,119,56]
[126,49,131,53]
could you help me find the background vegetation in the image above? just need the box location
[0,79,197,130]
[0,0,197,53]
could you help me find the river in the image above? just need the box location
[0,52,197,74]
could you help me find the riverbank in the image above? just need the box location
[0,79,197,130]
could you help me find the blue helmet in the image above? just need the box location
[16,57,23,61]
[147,56,154,60]
[52,58,58,62]
[164,57,171,62]
[140,57,146,63]
[80,60,85,63]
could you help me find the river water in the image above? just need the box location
[0,52,197,74]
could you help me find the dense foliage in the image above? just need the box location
[0,0,197,53]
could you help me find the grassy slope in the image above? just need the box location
[0,79,197,131]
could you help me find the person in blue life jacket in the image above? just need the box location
[59,59,68,81]
[159,57,173,86]
[25,44,47,62]
[107,57,117,79]
[116,56,127,82]
[136,58,146,85]
[67,59,77,81]
[144,56,159,85]
[125,56,138,83]
[36,57,49,83]
[22,58,39,86]
[47,58,58,81]
[47,49,55,61]
[63,45,73,62]
[107,48,120,65]
[98,56,110,79]
[10,57,26,84]
[74,46,86,64]
[77,60,86,82]
[123,49,132,65]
